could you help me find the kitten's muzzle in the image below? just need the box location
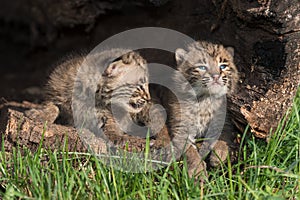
[129,99,147,110]
[212,74,221,82]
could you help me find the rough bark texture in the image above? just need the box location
[0,0,299,151]
[229,0,300,137]
[0,102,86,152]
[0,101,170,154]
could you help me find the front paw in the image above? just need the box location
[209,140,237,167]
[185,145,207,178]
[209,140,229,167]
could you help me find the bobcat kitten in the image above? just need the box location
[159,41,238,175]
[46,49,152,137]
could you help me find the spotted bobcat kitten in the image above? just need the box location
[157,41,238,175]
[46,49,151,137]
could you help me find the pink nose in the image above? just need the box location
[212,74,220,82]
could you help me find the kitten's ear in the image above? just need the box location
[226,47,234,57]
[104,61,123,77]
[175,48,187,65]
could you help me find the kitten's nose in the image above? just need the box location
[212,74,220,82]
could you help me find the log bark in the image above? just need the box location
[0,101,171,154]
[0,102,107,153]
[228,0,300,138]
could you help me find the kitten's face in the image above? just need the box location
[175,41,238,97]
[102,52,150,113]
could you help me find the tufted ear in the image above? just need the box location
[226,46,234,57]
[104,61,124,77]
[175,48,187,65]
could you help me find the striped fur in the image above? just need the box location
[175,41,238,97]
[154,41,239,175]
[46,49,150,136]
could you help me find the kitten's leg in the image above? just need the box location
[102,112,126,137]
[142,102,167,137]
[209,135,237,167]
[151,137,207,178]
[208,118,238,167]
[209,140,229,166]
[185,145,207,177]
[161,127,207,178]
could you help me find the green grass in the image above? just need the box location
[0,89,299,199]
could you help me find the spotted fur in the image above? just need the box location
[46,49,151,136]
[155,41,239,175]
[175,41,238,97]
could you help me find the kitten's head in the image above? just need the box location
[101,51,150,113]
[175,41,238,97]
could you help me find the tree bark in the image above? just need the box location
[228,0,300,138]
[0,101,170,153]
[0,102,105,153]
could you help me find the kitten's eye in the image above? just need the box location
[197,66,207,71]
[219,65,227,70]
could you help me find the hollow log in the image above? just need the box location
[0,0,299,150]
[228,0,300,137]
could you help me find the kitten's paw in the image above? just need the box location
[188,160,207,178]
[210,139,238,167]
[209,140,229,167]
[185,145,207,178]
